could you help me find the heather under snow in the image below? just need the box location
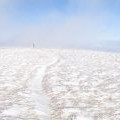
[0,48,120,120]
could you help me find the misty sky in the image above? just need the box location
[0,0,120,51]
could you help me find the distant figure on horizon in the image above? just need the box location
[33,43,35,48]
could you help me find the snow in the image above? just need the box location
[0,48,59,120]
[0,48,120,120]
[26,59,58,117]
[2,104,24,116]
[43,49,120,120]
[76,115,91,120]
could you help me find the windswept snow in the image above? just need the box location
[43,49,120,120]
[0,48,120,120]
[0,48,59,120]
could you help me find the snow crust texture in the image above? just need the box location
[0,48,58,120]
[0,48,120,120]
[43,49,120,120]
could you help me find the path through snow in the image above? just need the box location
[27,59,58,119]
[1,48,120,120]
[0,48,59,120]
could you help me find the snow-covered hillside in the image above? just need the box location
[0,48,120,120]
[44,49,120,120]
[0,48,58,120]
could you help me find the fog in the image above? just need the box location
[0,0,120,52]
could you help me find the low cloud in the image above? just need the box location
[0,0,120,50]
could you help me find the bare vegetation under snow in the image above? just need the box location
[0,48,120,120]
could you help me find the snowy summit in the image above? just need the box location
[0,48,120,120]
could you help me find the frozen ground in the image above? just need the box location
[0,48,58,120]
[0,48,120,120]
